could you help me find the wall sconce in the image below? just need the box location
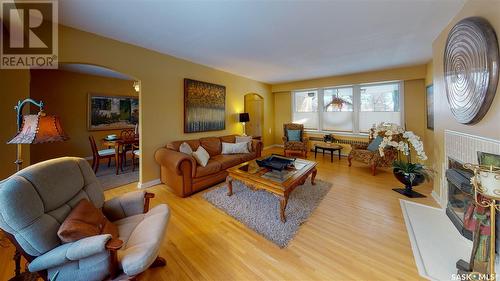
[133,81,140,92]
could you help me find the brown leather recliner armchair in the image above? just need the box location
[155,135,262,197]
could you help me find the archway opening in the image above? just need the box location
[29,63,141,190]
[244,93,264,139]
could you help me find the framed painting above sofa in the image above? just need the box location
[184,78,226,133]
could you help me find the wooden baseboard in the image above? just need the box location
[138,179,161,189]
[431,190,442,208]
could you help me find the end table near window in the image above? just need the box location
[314,143,343,162]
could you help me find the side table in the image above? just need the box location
[314,144,343,162]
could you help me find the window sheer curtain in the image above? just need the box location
[292,81,402,134]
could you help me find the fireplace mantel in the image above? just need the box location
[440,130,500,207]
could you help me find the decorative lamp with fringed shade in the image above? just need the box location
[7,98,69,173]
[8,113,68,145]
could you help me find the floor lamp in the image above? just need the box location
[465,163,500,281]
[5,98,68,281]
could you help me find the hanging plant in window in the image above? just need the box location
[325,96,352,111]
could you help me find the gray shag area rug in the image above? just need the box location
[95,159,139,190]
[203,179,332,247]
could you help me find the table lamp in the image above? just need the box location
[465,163,500,281]
[5,98,68,281]
[238,113,250,136]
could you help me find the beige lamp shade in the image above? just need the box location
[476,167,500,199]
[7,114,69,144]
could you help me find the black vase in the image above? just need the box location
[392,168,426,198]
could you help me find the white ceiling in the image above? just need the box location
[59,0,465,84]
[58,63,134,80]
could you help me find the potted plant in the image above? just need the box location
[373,123,433,198]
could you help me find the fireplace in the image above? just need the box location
[446,157,474,240]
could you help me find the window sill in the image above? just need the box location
[304,130,368,138]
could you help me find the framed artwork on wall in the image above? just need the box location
[87,94,139,131]
[426,85,434,130]
[184,78,226,133]
[444,17,499,125]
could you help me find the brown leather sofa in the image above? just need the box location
[155,135,262,197]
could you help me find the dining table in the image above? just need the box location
[102,136,139,175]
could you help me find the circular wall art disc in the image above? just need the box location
[444,17,499,124]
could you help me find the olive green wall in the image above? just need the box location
[29,69,136,164]
[0,70,31,180]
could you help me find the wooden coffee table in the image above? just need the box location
[226,156,317,223]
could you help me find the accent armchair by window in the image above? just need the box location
[347,129,397,175]
[282,123,308,157]
[0,157,170,281]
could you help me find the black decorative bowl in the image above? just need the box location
[256,155,295,171]
[392,168,426,198]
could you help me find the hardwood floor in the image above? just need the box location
[0,147,436,280]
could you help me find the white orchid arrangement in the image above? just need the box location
[372,122,433,183]
[370,122,404,139]
[372,123,428,161]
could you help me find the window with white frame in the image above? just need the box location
[359,83,401,132]
[293,90,319,129]
[291,81,402,134]
[323,87,354,132]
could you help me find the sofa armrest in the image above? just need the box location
[351,143,369,150]
[251,139,263,157]
[155,147,196,178]
[28,234,114,272]
[103,191,148,221]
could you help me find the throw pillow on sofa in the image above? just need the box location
[222,142,249,154]
[57,199,118,243]
[179,142,193,155]
[192,146,210,167]
[235,136,253,151]
[235,135,252,143]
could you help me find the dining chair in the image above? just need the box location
[132,143,140,171]
[89,135,116,173]
[121,129,136,167]
[121,128,136,140]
